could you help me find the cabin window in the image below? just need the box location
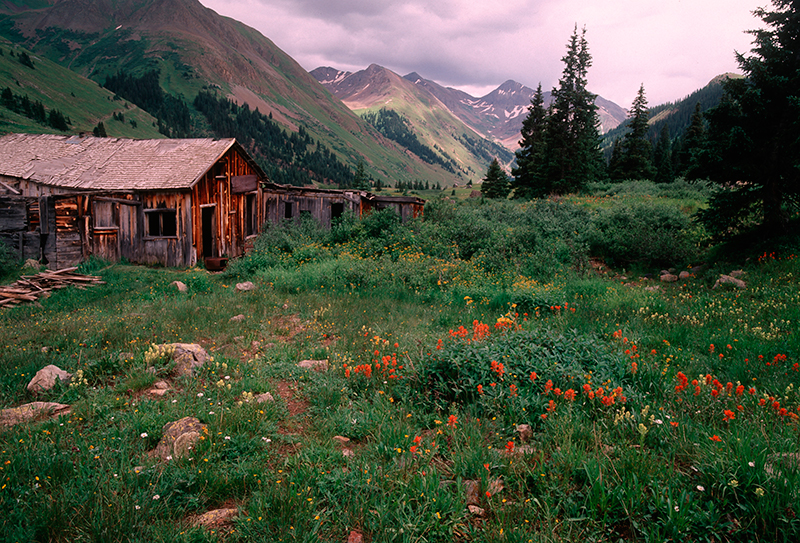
[93,201,118,229]
[331,202,344,220]
[284,202,293,219]
[145,209,177,237]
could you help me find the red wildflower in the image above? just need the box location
[710,435,722,442]
[477,384,484,394]
[529,371,538,381]
[505,441,515,453]
[723,409,735,421]
[447,415,457,427]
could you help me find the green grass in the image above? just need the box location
[1,190,799,541]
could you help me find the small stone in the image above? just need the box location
[297,359,328,372]
[660,274,678,283]
[154,381,169,390]
[729,269,745,278]
[463,479,481,505]
[235,281,256,291]
[713,275,746,289]
[467,505,487,517]
[342,448,355,458]
[27,365,71,394]
[193,508,238,529]
[659,270,670,276]
[171,280,188,292]
[332,435,351,445]
[487,477,505,496]
[679,271,691,280]
[515,424,532,443]
[347,531,364,543]
[644,286,661,292]
[152,417,205,460]
[230,314,245,322]
[169,343,209,376]
[251,341,261,351]
[256,392,275,403]
[0,402,70,428]
[148,388,169,397]
[516,445,536,455]
[23,258,41,270]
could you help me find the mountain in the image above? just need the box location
[318,68,627,151]
[311,64,515,179]
[602,73,737,149]
[402,73,628,148]
[0,38,162,137]
[0,0,463,186]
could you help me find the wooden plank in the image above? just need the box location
[231,175,258,194]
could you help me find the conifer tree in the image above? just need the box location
[611,84,655,180]
[544,25,604,193]
[689,0,800,234]
[679,103,706,175]
[653,124,674,183]
[511,84,548,198]
[481,158,511,199]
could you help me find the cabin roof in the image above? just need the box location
[0,133,262,191]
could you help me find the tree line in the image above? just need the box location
[485,1,799,239]
[0,86,70,131]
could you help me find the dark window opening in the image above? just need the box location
[331,202,344,220]
[245,194,257,236]
[145,209,177,237]
[284,202,293,219]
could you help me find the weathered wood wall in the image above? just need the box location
[263,189,360,229]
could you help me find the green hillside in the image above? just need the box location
[0,39,162,137]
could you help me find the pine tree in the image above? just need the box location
[689,0,800,235]
[679,103,706,175]
[543,25,603,194]
[352,160,370,191]
[511,84,548,198]
[611,84,655,180]
[481,158,511,199]
[653,124,675,183]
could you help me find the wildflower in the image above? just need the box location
[755,487,765,497]
[505,441,515,453]
[564,389,576,401]
[697,485,705,492]
[723,410,735,422]
[153,495,160,500]
[729,479,739,488]
[509,384,518,397]
[140,433,148,438]
[484,463,490,472]
[748,461,755,468]
[670,421,679,427]
[709,435,722,442]
[447,415,457,428]
[477,384,484,394]
[631,361,638,375]
[529,371,538,381]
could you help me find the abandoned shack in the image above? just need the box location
[0,133,265,268]
[261,183,424,227]
[0,133,425,270]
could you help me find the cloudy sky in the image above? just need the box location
[200,0,765,108]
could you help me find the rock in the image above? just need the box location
[0,402,70,428]
[730,269,745,278]
[27,365,71,393]
[154,381,169,390]
[173,431,200,458]
[169,343,209,376]
[515,424,532,443]
[644,286,661,292]
[230,314,245,322]
[23,259,41,270]
[679,271,691,280]
[713,275,746,289]
[659,270,670,276]
[342,448,355,458]
[659,274,678,283]
[152,417,205,460]
[255,392,275,403]
[463,479,481,505]
[251,341,261,351]
[516,445,537,455]
[347,531,364,543]
[235,281,256,292]
[332,435,351,445]
[297,359,328,372]
[193,508,238,529]
[171,280,188,292]
[467,505,487,517]
[487,477,504,496]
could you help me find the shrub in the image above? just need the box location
[588,200,698,268]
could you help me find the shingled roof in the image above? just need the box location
[0,133,257,191]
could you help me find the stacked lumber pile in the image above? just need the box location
[0,267,104,308]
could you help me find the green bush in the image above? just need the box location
[588,200,699,268]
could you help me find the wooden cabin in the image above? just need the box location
[0,133,265,268]
[260,183,425,228]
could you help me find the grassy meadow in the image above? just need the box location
[1,181,799,542]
